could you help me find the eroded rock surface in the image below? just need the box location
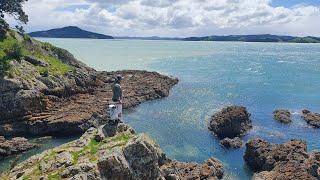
[1,122,224,180]
[244,138,320,180]
[273,109,291,124]
[220,137,243,149]
[302,110,320,128]
[0,136,37,158]
[209,105,252,138]
[0,33,178,137]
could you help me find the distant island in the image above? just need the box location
[183,34,320,43]
[29,27,320,43]
[29,26,114,39]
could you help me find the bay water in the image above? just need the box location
[2,38,320,179]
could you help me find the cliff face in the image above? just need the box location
[0,120,224,180]
[0,30,178,137]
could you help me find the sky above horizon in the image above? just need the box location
[8,0,320,37]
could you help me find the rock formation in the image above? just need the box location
[1,120,224,180]
[209,106,252,139]
[302,110,320,128]
[273,109,291,124]
[0,32,178,137]
[0,136,37,158]
[244,138,320,180]
[220,137,243,149]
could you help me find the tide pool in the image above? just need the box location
[19,39,320,179]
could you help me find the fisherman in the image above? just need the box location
[110,75,123,122]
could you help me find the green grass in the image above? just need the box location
[48,172,61,180]
[72,138,101,164]
[1,31,74,77]
[22,176,32,180]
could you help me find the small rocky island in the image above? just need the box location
[244,138,320,179]
[273,109,292,124]
[209,106,252,149]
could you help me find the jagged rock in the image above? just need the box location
[2,125,225,180]
[101,119,135,138]
[0,136,37,158]
[209,105,252,138]
[302,109,320,128]
[24,55,49,67]
[244,138,320,180]
[220,137,243,149]
[273,109,291,123]
[161,158,224,179]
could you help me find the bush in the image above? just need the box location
[5,42,23,61]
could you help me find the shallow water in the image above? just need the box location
[2,38,320,179]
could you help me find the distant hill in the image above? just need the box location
[115,36,182,40]
[29,26,114,39]
[183,34,320,43]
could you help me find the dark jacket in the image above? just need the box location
[112,83,122,102]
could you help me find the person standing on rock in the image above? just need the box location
[110,75,123,122]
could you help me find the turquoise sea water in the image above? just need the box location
[3,38,320,179]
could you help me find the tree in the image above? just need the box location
[0,0,28,35]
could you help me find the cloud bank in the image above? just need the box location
[18,0,320,36]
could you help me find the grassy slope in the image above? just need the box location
[0,30,74,78]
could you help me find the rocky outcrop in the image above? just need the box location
[161,158,224,179]
[0,136,37,158]
[1,121,224,179]
[209,106,252,138]
[302,110,320,128]
[244,138,320,180]
[0,32,178,137]
[273,109,291,124]
[220,137,243,149]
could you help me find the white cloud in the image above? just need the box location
[15,0,320,36]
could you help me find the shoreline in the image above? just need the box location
[0,70,178,137]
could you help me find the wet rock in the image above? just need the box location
[273,109,291,123]
[302,109,320,128]
[161,158,224,179]
[244,138,320,179]
[209,105,252,138]
[220,137,243,149]
[0,136,37,158]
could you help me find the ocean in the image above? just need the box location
[2,38,320,179]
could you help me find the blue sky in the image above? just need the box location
[272,0,320,7]
[11,0,320,37]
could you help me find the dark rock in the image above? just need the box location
[302,109,320,128]
[24,55,49,67]
[161,157,224,179]
[273,109,292,123]
[98,134,166,180]
[0,136,37,158]
[220,137,243,149]
[244,138,320,179]
[209,105,252,138]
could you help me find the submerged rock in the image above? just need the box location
[209,105,252,138]
[0,136,37,158]
[302,109,320,128]
[244,138,320,180]
[220,137,243,149]
[273,109,291,123]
